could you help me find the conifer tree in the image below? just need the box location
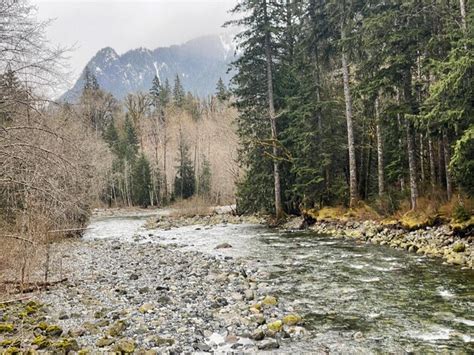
[173,74,185,107]
[132,154,152,207]
[174,130,195,199]
[198,156,212,198]
[216,77,230,102]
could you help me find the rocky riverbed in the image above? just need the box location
[147,211,473,269]
[296,219,473,269]
[0,238,307,354]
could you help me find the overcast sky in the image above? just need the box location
[32,0,239,81]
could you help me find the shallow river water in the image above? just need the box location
[84,214,474,353]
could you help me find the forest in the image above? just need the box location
[1,0,473,279]
[229,0,473,222]
[0,1,473,353]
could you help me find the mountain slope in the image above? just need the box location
[62,34,236,101]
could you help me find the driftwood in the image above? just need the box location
[48,227,89,234]
[2,278,68,294]
[1,234,35,244]
[0,295,32,305]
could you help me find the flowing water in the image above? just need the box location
[84,213,474,353]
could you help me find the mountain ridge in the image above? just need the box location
[61,33,237,101]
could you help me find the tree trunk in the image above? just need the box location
[443,130,453,200]
[341,29,358,207]
[375,96,384,196]
[437,136,444,186]
[397,113,406,191]
[420,133,425,183]
[460,0,467,32]
[264,0,283,219]
[162,123,168,202]
[428,135,436,188]
[406,122,418,209]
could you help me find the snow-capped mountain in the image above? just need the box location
[61,33,237,101]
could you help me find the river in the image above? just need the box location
[84,212,474,353]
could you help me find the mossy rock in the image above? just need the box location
[446,254,466,265]
[53,338,79,352]
[262,296,277,307]
[35,321,48,331]
[3,346,20,354]
[96,337,115,347]
[0,323,14,333]
[400,212,435,231]
[452,242,466,253]
[267,320,283,332]
[107,320,127,337]
[114,338,135,353]
[1,339,20,348]
[282,314,302,326]
[24,301,41,315]
[306,207,348,222]
[32,335,51,349]
[152,336,175,346]
[450,216,474,233]
[45,325,63,337]
[139,303,154,314]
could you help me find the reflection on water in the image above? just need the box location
[85,214,474,353]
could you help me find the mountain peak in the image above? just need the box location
[62,34,236,102]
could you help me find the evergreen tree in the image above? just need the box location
[149,75,162,107]
[174,131,195,199]
[173,74,185,107]
[132,154,152,207]
[216,77,230,102]
[123,115,139,162]
[228,0,286,216]
[198,156,212,198]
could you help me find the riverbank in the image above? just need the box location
[283,216,474,270]
[0,237,307,353]
[144,209,473,270]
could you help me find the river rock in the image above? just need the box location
[452,242,466,253]
[282,314,302,326]
[215,243,233,249]
[244,289,255,301]
[115,338,135,353]
[258,338,279,350]
[262,296,278,306]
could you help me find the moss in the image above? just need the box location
[96,337,115,347]
[3,346,20,354]
[114,339,135,353]
[18,301,42,319]
[35,321,48,331]
[0,323,14,333]
[78,350,90,355]
[262,296,277,307]
[53,338,79,352]
[452,242,466,253]
[106,320,126,337]
[138,303,154,314]
[32,335,51,349]
[450,216,474,232]
[305,207,348,222]
[282,314,302,326]
[0,340,13,347]
[400,211,435,231]
[267,320,283,332]
[45,325,63,337]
